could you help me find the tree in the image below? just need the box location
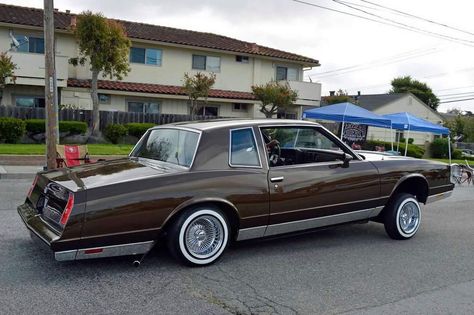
[389,76,439,111]
[69,11,131,136]
[251,81,298,118]
[182,72,216,119]
[325,89,351,105]
[0,52,16,92]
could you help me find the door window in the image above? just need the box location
[261,126,348,167]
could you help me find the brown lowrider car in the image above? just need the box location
[18,119,454,266]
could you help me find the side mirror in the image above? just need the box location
[341,153,353,168]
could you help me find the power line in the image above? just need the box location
[440,97,474,104]
[436,85,474,92]
[309,47,441,78]
[358,0,474,37]
[331,0,474,46]
[290,0,474,48]
[439,91,474,97]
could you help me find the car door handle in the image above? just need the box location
[270,176,284,182]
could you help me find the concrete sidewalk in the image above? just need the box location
[0,165,43,179]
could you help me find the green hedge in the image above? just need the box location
[0,117,26,143]
[125,123,156,138]
[104,124,128,144]
[25,119,87,135]
[362,140,425,158]
[430,138,452,158]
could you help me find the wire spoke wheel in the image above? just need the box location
[398,201,420,234]
[184,215,224,259]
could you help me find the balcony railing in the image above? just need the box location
[8,52,68,87]
[286,80,321,107]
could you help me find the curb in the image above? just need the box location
[0,173,36,180]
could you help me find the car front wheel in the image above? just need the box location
[167,206,229,266]
[384,193,421,240]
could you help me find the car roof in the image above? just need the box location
[156,119,322,131]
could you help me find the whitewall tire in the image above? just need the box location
[384,193,421,240]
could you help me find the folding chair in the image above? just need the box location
[450,164,463,185]
[56,145,91,168]
[464,160,473,185]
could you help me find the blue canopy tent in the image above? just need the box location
[383,112,451,162]
[302,102,392,140]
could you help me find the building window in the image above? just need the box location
[98,93,111,104]
[130,47,162,65]
[233,103,248,112]
[128,101,160,113]
[277,111,297,119]
[235,55,249,63]
[14,35,44,54]
[276,66,298,81]
[15,96,45,108]
[196,105,219,117]
[192,55,221,72]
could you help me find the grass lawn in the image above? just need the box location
[0,144,134,155]
[428,158,473,165]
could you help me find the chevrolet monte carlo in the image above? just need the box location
[18,119,454,266]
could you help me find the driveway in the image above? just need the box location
[1,179,473,314]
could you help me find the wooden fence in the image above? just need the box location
[0,105,219,130]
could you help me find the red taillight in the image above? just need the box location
[84,248,103,255]
[60,193,75,226]
[27,175,38,199]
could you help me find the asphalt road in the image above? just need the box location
[1,178,473,315]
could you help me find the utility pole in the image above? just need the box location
[44,0,58,170]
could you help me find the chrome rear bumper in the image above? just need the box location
[426,190,453,204]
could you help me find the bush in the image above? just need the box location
[25,119,87,135]
[104,124,127,144]
[0,117,26,143]
[452,149,463,160]
[431,138,451,158]
[60,121,87,134]
[408,138,414,144]
[362,140,425,158]
[125,123,156,138]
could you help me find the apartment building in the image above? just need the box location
[0,4,321,119]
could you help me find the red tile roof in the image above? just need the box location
[67,79,256,100]
[0,3,319,65]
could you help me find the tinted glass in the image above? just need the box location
[230,128,260,167]
[146,49,162,65]
[128,102,144,113]
[132,129,200,167]
[276,66,287,80]
[29,37,44,53]
[130,47,146,63]
[192,55,206,70]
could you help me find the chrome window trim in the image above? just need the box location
[228,127,263,169]
[236,206,384,241]
[129,126,202,170]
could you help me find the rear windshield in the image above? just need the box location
[131,128,200,167]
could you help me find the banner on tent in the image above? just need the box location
[341,123,368,143]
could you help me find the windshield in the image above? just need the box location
[131,128,200,167]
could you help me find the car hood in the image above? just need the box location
[358,152,414,161]
[41,158,184,191]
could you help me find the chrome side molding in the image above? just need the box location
[236,206,383,241]
[54,241,155,261]
[426,190,453,204]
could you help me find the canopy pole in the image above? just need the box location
[390,124,394,151]
[340,121,345,140]
[404,129,409,156]
[448,134,452,165]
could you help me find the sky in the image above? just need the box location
[2,0,474,113]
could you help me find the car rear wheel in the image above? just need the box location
[383,193,421,240]
[167,206,229,266]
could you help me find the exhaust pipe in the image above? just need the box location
[133,260,141,267]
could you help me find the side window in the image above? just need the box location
[261,127,346,167]
[230,128,260,167]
